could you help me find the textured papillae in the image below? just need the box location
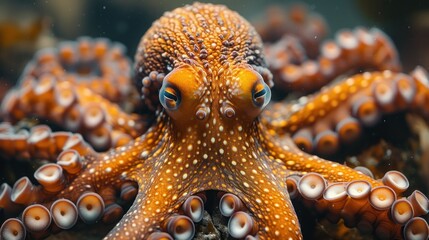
[134,3,272,111]
[1,2,429,240]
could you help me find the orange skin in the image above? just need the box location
[1,2,428,240]
[56,3,386,239]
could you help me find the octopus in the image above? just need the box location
[1,2,429,240]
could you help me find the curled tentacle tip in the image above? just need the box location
[298,173,326,200]
[22,204,52,232]
[0,218,26,240]
[77,192,105,224]
[50,199,78,229]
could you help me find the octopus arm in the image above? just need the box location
[1,78,147,151]
[227,152,303,239]
[264,134,429,239]
[58,115,168,202]
[267,27,401,93]
[0,116,166,236]
[263,67,429,156]
[104,156,197,240]
[0,123,96,162]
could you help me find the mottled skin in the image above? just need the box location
[55,3,384,239]
[1,2,427,240]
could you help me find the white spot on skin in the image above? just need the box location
[141,151,149,159]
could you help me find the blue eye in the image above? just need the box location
[252,83,271,108]
[160,86,180,110]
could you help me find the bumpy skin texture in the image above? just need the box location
[1,3,429,240]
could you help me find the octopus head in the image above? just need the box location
[135,3,273,128]
[158,63,271,125]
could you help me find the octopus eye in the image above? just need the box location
[160,86,181,110]
[252,83,271,108]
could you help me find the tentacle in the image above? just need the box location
[21,37,137,106]
[264,133,429,239]
[255,3,328,57]
[0,124,95,161]
[264,67,429,155]
[0,114,166,238]
[266,27,401,94]
[54,113,167,203]
[287,171,429,239]
[104,132,302,240]
[1,77,147,151]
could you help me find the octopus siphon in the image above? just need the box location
[1,2,429,240]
